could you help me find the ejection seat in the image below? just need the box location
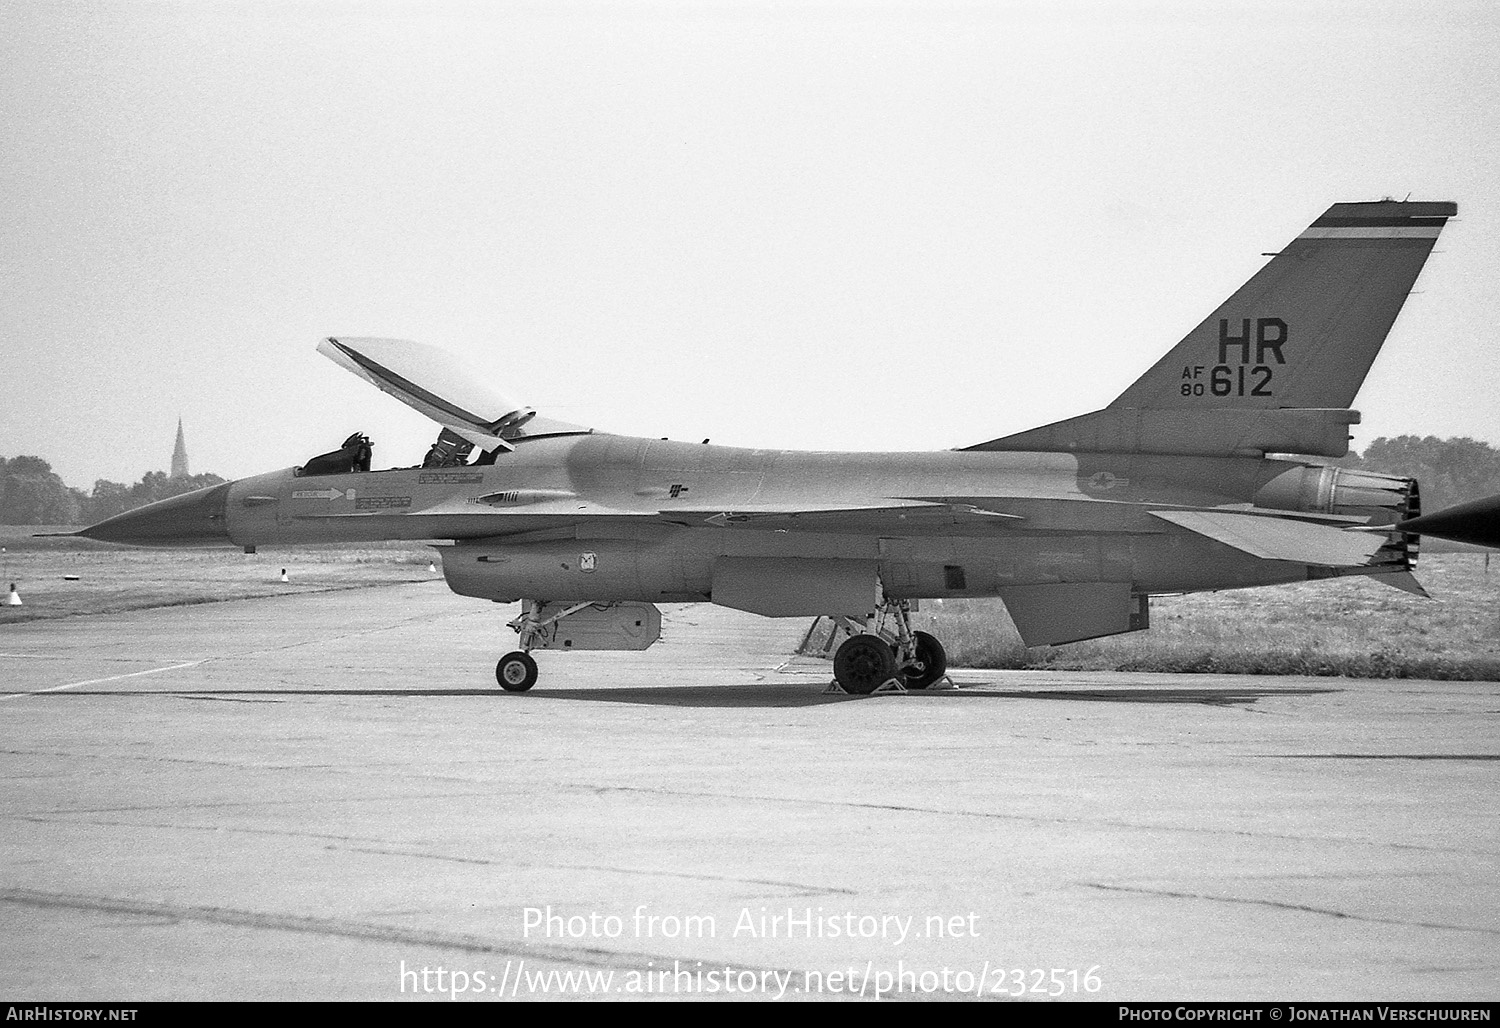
[297,432,372,476]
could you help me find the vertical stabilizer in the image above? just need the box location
[1108,201,1455,412]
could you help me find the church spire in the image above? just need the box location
[171,417,189,478]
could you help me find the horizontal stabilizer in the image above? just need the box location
[1372,571,1430,598]
[1149,509,1385,567]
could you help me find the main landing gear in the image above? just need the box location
[828,599,949,695]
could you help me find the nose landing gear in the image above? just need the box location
[491,600,665,692]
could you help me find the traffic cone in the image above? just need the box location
[279,568,289,583]
[7,583,21,606]
[427,562,437,573]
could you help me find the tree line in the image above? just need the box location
[0,456,226,526]
[1338,436,1500,514]
[3,434,1499,525]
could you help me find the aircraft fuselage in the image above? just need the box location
[117,434,1399,608]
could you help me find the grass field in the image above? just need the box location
[0,526,437,623]
[802,553,1500,681]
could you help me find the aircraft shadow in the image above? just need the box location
[26,684,1339,709]
[953,687,1340,706]
[20,686,849,708]
[525,685,1341,708]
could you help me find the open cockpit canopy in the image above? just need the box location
[317,337,589,453]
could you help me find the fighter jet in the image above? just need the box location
[80,199,1492,693]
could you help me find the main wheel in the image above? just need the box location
[833,634,897,695]
[496,651,538,692]
[902,631,948,690]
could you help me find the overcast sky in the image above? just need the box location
[3,0,1497,488]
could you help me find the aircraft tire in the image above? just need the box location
[833,634,897,695]
[496,651,538,692]
[902,631,948,690]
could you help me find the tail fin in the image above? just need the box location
[967,200,1455,457]
[1110,200,1455,411]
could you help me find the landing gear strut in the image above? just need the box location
[495,599,557,693]
[828,599,948,695]
[904,630,948,690]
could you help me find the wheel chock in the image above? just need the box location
[823,677,908,696]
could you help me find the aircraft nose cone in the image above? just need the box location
[79,482,233,546]
[1397,493,1500,549]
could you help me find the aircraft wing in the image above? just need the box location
[291,497,1024,533]
[288,485,1385,562]
[659,501,1024,530]
[1149,509,1386,567]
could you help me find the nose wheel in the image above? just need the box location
[496,601,551,692]
[496,651,538,692]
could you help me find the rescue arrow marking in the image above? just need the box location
[291,489,356,501]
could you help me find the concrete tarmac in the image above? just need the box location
[2,582,1497,1001]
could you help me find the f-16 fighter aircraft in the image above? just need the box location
[79,200,1494,693]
